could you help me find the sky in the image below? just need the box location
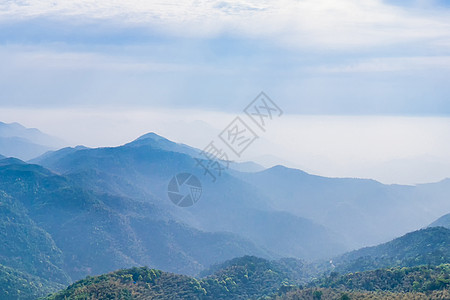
[1,0,450,184]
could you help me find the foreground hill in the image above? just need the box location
[46,267,206,300]
[277,264,450,299]
[46,256,309,300]
[315,264,450,293]
[276,288,450,300]
[331,227,450,274]
[46,260,450,300]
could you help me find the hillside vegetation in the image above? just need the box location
[46,259,450,299]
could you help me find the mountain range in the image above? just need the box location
[30,133,349,261]
[0,124,450,298]
[32,131,450,249]
[0,122,65,160]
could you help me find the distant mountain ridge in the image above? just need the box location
[239,164,450,248]
[0,121,65,160]
[29,131,450,260]
[31,132,348,261]
[127,132,265,172]
[45,255,450,300]
[126,132,200,157]
[429,213,450,229]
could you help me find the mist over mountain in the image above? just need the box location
[30,132,450,256]
[0,122,65,160]
[31,132,348,261]
[238,165,450,248]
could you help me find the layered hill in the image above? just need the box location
[0,158,270,283]
[31,133,348,261]
[238,165,450,248]
[29,132,450,264]
[0,122,65,160]
[45,259,450,300]
[45,256,312,300]
[331,227,450,274]
[2,131,450,298]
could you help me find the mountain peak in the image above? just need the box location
[135,132,168,142]
[125,132,199,157]
[264,164,309,176]
[126,132,174,148]
[0,157,26,166]
[0,121,25,129]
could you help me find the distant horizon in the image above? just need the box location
[1,107,449,185]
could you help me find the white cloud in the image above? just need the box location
[314,56,450,73]
[0,47,198,72]
[1,0,450,50]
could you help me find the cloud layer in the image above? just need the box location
[1,0,450,50]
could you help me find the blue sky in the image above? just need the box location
[1,0,450,115]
